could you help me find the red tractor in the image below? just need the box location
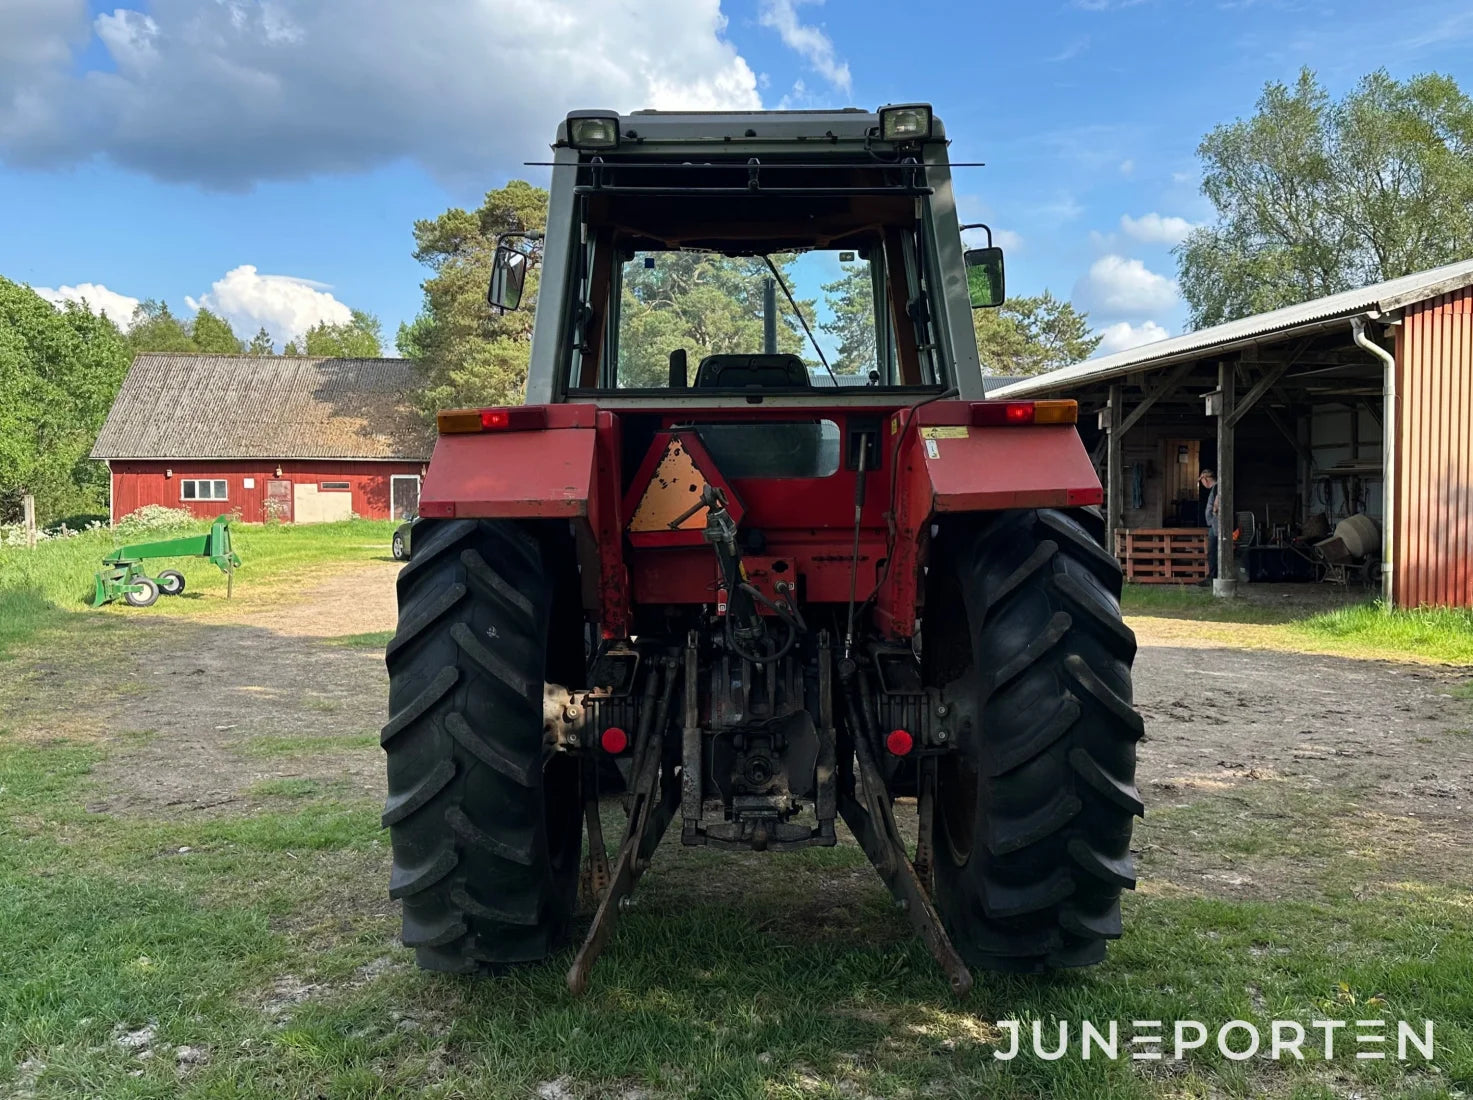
[383,105,1142,995]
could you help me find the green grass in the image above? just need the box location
[0,519,397,659]
[1295,603,1473,665]
[329,629,396,649]
[2,735,1470,1099]
[1122,585,1473,664]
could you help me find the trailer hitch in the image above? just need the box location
[566,652,682,996]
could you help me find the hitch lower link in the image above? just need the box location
[564,637,974,999]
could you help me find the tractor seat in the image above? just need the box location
[694,354,811,388]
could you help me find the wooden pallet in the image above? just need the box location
[1115,528,1209,584]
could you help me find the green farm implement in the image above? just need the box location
[92,515,241,607]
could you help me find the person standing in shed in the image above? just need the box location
[1198,468,1220,585]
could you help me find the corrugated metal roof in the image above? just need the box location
[91,354,435,461]
[992,258,1473,398]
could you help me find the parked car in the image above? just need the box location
[391,520,415,561]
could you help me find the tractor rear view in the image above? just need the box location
[381,105,1142,994]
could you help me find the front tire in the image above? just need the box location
[382,518,583,973]
[927,508,1143,971]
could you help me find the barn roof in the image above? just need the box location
[992,256,1473,398]
[91,354,435,461]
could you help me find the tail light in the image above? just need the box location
[600,727,629,755]
[437,406,548,434]
[885,729,915,756]
[970,399,1078,427]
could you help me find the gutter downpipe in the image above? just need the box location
[1351,314,1396,608]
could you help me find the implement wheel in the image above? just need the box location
[926,507,1143,971]
[382,518,583,973]
[123,577,159,608]
[156,570,186,596]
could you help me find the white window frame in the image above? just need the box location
[181,478,228,501]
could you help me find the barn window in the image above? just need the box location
[320,481,351,491]
[181,479,228,501]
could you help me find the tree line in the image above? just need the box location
[0,285,384,524]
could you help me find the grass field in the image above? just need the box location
[1,737,1470,1098]
[1121,585,1473,665]
[2,529,1472,1096]
[0,518,397,659]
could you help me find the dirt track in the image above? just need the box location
[7,566,1471,890]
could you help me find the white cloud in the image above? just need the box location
[1077,255,1180,314]
[1047,36,1090,62]
[0,0,761,188]
[186,265,352,345]
[34,282,142,330]
[758,0,851,94]
[1095,319,1169,356]
[1118,159,1135,175]
[1120,212,1199,245]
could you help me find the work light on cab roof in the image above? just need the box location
[382,102,1143,1000]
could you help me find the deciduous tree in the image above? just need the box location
[0,278,130,522]
[303,310,383,357]
[190,307,244,354]
[1178,68,1473,327]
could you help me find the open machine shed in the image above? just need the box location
[991,259,1473,608]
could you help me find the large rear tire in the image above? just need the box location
[382,518,583,973]
[927,507,1143,971]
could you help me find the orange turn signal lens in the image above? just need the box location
[437,408,483,433]
[1033,399,1079,424]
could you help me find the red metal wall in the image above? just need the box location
[1396,286,1473,608]
[109,459,424,524]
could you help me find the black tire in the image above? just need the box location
[391,532,407,561]
[382,518,583,973]
[156,570,186,596]
[123,577,159,607]
[926,507,1143,972]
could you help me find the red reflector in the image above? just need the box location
[480,408,510,430]
[1067,487,1104,506]
[601,726,629,754]
[419,501,455,518]
[971,401,1036,427]
[885,729,914,756]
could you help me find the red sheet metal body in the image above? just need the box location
[418,405,597,519]
[420,399,1100,641]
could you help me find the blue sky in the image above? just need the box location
[3,0,1471,356]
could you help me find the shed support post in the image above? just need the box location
[1106,383,1123,554]
[1215,361,1237,598]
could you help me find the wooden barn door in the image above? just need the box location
[265,479,292,523]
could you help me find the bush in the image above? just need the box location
[0,517,108,547]
[114,505,202,536]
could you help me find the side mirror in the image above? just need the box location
[488,241,532,311]
[965,246,1006,309]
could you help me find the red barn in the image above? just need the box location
[91,353,434,524]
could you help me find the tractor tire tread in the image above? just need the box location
[382,517,581,975]
[931,507,1141,972]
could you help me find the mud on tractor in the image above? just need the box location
[382,105,1142,995]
